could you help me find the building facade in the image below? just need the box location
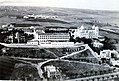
[92,40,103,48]
[100,50,119,59]
[44,65,60,79]
[71,25,99,39]
[38,34,70,42]
[25,26,70,42]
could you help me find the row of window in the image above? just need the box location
[38,37,69,39]
[38,35,70,39]
[38,36,69,38]
[38,35,69,37]
[80,34,98,36]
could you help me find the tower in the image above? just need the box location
[92,25,95,29]
[80,25,84,32]
[30,26,38,39]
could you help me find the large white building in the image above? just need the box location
[38,34,70,42]
[25,26,70,42]
[71,25,99,39]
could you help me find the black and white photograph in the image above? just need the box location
[0,0,119,81]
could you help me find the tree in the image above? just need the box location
[80,37,92,44]
[69,36,76,43]
[75,37,81,43]
[101,36,116,50]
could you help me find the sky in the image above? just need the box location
[0,0,119,11]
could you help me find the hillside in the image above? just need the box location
[0,6,119,80]
[0,6,119,27]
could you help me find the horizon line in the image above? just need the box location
[0,5,119,12]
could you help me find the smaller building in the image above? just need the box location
[24,26,38,39]
[100,50,119,66]
[27,39,39,45]
[100,50,119,59]
[92,40,103,48]
[2,24,14,31]
[44,65,60,79]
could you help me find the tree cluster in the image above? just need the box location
[101,36,116,50]
[69,36,117,54]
